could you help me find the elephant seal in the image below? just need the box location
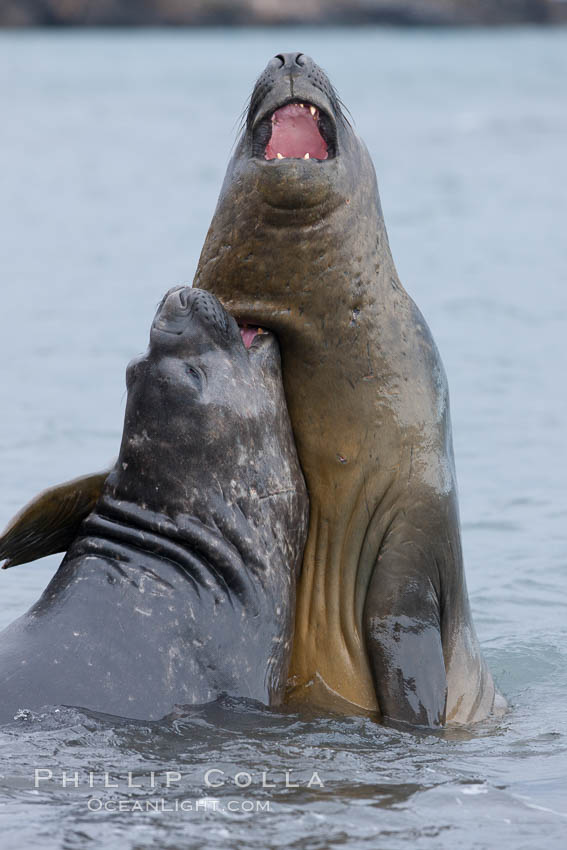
[0,287,308,723]
[193,53,504,725]
[0,55,504,726]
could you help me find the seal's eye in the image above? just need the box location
[185,365,203,390]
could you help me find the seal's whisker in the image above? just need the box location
[236,96,251,132]
[336,95,354,128]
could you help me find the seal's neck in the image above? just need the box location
[67,495,266,601]
[195,153,401,359]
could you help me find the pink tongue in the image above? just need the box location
[240,327,258,348]
[265,104,328,161]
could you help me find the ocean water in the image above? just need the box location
[0,27,566,849]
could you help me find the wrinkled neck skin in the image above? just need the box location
[196,124,462,715]
[94,397,305,598]
[196,130,394,357]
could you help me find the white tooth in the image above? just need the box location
[304,153,310,159]
[310,105,317,117]
[299,103,304,108]
[276,153,284,159]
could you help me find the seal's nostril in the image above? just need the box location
[271,53,306,71]
[178,288,190,310]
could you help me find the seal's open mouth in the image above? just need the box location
[253,100,335,161]
[239,324,267,348]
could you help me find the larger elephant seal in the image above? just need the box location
[193,53,505,725]
[0,287,308,723]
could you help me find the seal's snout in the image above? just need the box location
[152,287,274,356]
[152,286,230,340]
[190,288,230,336]
[249,52,339,162]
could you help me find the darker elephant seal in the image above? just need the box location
[194,53,505,725]
[0,287,308,723]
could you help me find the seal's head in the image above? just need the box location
[109,287,306,542]
[234,52,368,214]
[195,53,392,344]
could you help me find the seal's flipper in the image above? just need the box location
[0,471,108,569]
[363,532,448,728]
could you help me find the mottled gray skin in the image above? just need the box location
[0,288,308,723]
[195,53,504,725]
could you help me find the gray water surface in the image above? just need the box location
[0,28,566,849]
